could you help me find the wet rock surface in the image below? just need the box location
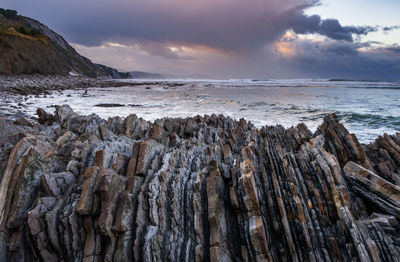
[0,106,399,261]
[0,75,167,121]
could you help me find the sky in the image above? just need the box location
[2,0,400,79]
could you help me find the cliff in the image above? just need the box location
[0,107,399,261]
[0,9,112,77]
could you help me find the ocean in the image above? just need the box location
[20,78,400,143]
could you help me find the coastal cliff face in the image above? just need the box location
[0,11,109,77]
[0,107,399,261]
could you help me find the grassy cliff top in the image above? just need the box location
[0,9,46,41]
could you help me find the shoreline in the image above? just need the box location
[0,75,167,120]
[1,75,399,144]
[0,76,399,261]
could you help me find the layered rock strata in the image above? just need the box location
[0,107,399,261]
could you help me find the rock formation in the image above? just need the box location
[0,107,399,261]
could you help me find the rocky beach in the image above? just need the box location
[1,4,400,261]
[0,80,399,261]
[0,75,166,120]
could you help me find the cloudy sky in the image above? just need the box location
[2,0,400,79]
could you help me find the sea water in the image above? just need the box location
[21,78,400,143]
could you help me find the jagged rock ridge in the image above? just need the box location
[0,107,399,261]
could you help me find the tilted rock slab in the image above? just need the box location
[344,161,400,218]
[0,106,399,261]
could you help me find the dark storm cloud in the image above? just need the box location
[386,45,400,53]
[277,39,400,80]
[2,0,384,50]
[290,15,377,42]
[322,42,359,55]
[383,26,400,32]
[2,0,319,50]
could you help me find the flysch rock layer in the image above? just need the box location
[0,106,399,262]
